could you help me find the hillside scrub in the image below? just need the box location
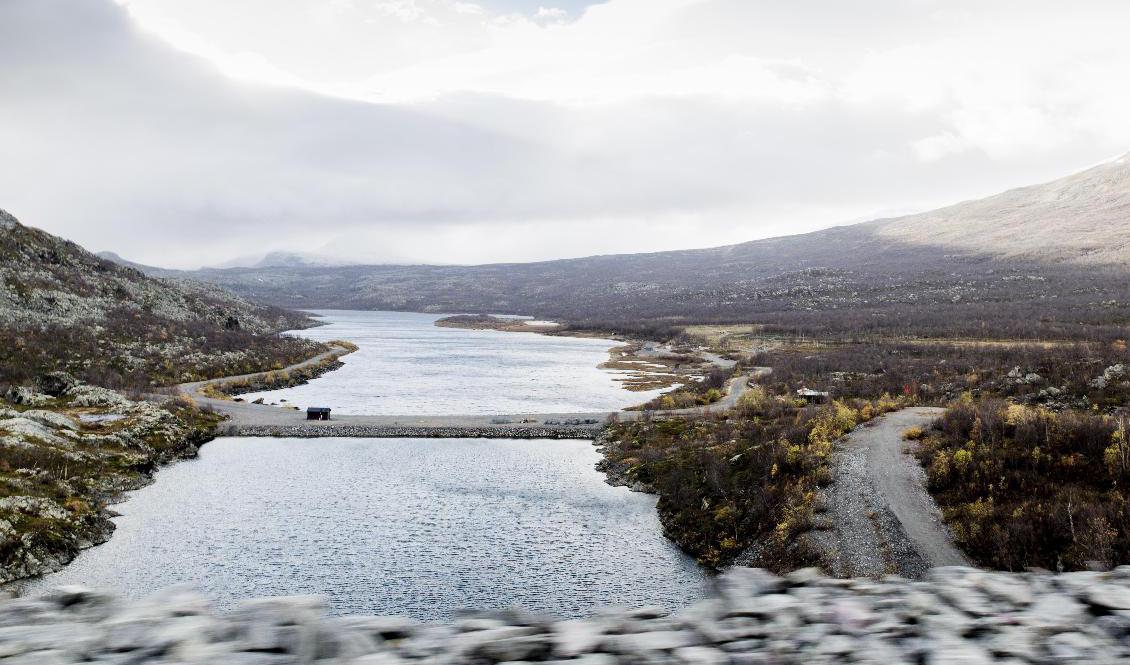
[0,212,326,391]
[915,398,1130,571]
[755,338,1130,412]
[599,393,907,569]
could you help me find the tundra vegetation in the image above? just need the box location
[600,327,1129,572]
[915,397,1130,572]
[600,390,907,569]
[0,210,326,391]
[198,340,359,400]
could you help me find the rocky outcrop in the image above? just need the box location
[5,567,1130,663]
[0,384,219,584]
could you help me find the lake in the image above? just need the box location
[240,310,667,415]
[18,311,709,618]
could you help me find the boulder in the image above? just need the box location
[3,387,51,407]
[34,373,77,398]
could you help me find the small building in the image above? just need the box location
[307,407,332,421]
[796,388,830,404]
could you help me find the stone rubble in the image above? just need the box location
[4,567,1130,663]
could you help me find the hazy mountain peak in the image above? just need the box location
[254,251,354,269]
[207,251,354,270]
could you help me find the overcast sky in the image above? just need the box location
[1,0,1128,268]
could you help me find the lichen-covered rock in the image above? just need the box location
[19,410,78,432]
[64,385,131,409]
[0,383,218,583]
[0,496,70,522]
[3,387,52,407]
[34,373,78,398]
[1091,363,1127,389]
[0,417,73,445]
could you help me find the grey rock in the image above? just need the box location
[35,373,78,398]
[1,568,1130,664]
[3,386,52,406]
[673,645,729,664]
[1025,593,1087,629]
[1085,583,1130,610]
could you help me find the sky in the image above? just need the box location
[1,0,1129,268]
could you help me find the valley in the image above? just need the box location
[0,157,1128,658]
[6,0,1130,660]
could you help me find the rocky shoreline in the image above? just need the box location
[592,428,654,493]
[0,378,220,584]
[6,566,1130,663]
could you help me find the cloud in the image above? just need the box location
[0,0,1128,268]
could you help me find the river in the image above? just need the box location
[18,311,709,618]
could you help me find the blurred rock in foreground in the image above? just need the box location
[3,567,1130,663]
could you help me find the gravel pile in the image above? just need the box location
[5,566,1130,663]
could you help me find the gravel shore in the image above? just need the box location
[6,566,1130,663]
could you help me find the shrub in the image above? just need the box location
[916,399,1127,570]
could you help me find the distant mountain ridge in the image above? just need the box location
[209,250,357,270]
[120,157,1130,339]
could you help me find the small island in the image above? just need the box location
[434,314,562,333]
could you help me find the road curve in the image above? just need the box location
[178,343,355,415]
[817,406,968,578]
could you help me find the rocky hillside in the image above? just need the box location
[153,157,1130,340]
[0,209,324,388]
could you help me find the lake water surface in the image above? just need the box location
[241,310,665,415]
[18,312,708,618]
[21,438,709,618]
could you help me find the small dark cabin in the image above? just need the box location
[307,407,332,421]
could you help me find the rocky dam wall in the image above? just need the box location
[224,423,604,439]
[4,567,1130,663]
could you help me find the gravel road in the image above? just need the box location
[815,406,968,578]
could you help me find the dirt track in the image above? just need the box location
[816,406,968,578]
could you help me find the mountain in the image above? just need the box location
[95,251,163,273]
[208,251,357,270]
[869,153,1130,265]
[0,209,323,388]
[152,157,1130,340]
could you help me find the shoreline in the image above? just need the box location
[0,342,346,587]
[0,390,222,586]
[435,314,733,394]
